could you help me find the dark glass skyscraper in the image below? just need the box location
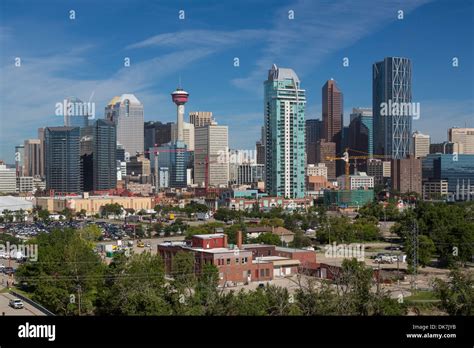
[93,119,117,191]
[373,57,412,159]
[305,119,322,164]
[45,127,81,193]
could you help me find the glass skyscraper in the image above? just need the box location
[63,96,89,128]
[264,64,306,198]
[105,94,144,158]
[373,57,412,159]
[45,127,81,193]
[93,119,117,191]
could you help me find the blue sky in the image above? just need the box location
[0,0,473,162]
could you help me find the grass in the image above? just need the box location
[405,290,440,302]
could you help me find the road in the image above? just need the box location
[0,292,45,316]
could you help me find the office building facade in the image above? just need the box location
[45,127,81,193]
[373,57,412,159]
[105,94,144,158]
[391,156,422,194]
[412,131,430,158]
[448,128,474,154]
[305,119,322,164]
[195,124,229,187]
[93,120,117,191]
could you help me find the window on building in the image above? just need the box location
[242,257,248,264]
[236,257,239,264]
[265,269,270,277]
[260,269,265,277]
[226,258,231,265]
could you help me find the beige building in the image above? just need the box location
[36,195,154,214]
[412,131,430,158]
[195,123,229,187]
[171,121,195,151]
[448,127,474,154]
[23,139,44,177]
[189,111,214,127]
[306,163,328,179]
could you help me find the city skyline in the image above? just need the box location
[1,0,473,162]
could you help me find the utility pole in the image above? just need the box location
[411,220,418,291]
[77,284,82,316]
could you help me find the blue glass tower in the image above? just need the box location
[264,64,306,198]
[373,57,412,159]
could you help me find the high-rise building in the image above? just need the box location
[256,141,265,165]
[23,139,43,178]
[349,107,373,157]
[105,94,144,158]
[189,111,214,128]
[322,79,343,144]
[63,96,89,128]
[93,119,117,191]
[391,156,422,194]
[45,127,81,193]
[448,128,474,154]
[316,140,336,181]
[195,124,229,187]
[171,122,195,151]
[305,119,322,164]
[144,121,173,153]
[14,144,24,177]
[412,131,430,158]
[0,164,16,193]
[367,159,391,186]
[37,128,45,177]
[264,64,306,198]
[373,57,412,159]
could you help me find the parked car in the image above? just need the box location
[9,299,24,309]
[3,267,15,275]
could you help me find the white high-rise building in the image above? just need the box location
[448,128,474,154]
[0,164,16,193]
[412,131,430,158]
[171,122,195,151]
[194,123,229,187]
[105,94,144,159]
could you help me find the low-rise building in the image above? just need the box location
[158,232,317,286]
[36,195,153,215]
[337,172,374,190]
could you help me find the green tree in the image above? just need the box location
[254,232,281,246]
[434,268,474,315]
[96,252,170,315]
[15,228,105,315]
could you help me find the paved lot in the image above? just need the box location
[0,292,45,316]
[97,236,186,257]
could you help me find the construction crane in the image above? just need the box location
[326,148,392,190]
